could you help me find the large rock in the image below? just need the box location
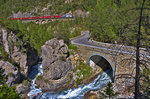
[44,60,72,80]
[0,61,20,87]
[16,80,30,98]
[11,45,38,77]
[36,38,73,91]
[11,51,27,75]
[1,29,10,54]
[0,27,38,77]
[42,38,69,69]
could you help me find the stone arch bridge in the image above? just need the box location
[71,31,150,82]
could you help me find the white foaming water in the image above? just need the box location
[89,60,95,67]
[28,64,112,99]
[41,71,111,99]
[28,64,43,98]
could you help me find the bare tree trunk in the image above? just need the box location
[135,0,146,98]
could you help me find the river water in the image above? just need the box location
[28,64,112,99]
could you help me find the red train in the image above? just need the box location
[11,15,73,20]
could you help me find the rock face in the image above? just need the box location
[12,11,32,18]
[0,27,38,77]
[0,61,20,87]
[1,29,10,54]
[11,45,38,77]
[16,81,30,97]
[36,38,73,91]
[43,60,72,80]
[74,10,89,17]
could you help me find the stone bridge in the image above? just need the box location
[71,31,150,82]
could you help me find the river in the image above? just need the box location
[28,63,112,99]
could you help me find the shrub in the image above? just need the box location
[22,80,28,86]
[73,62,94,84]
[68,44,78,51]
[0,84,20,99]
[8,72,13,77]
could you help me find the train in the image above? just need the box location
[11,14,73,20]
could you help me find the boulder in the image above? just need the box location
[36,38,72,91]
[0,61,20,87]
[42,38,69,69]
[16,81,30,96]
[15,80,31,98]
[44,60,72,80]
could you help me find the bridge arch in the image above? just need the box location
[35,20,39,24]
[87,53,114,81]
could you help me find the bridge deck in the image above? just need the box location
[71,31,150,58]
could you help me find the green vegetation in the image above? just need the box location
[140,66,150,98]
[36,75,49,83]
[22,80,28,86]
[0,84,20,99]
[89,0,118,43]
[0,46,19,67]
[20,67,24,71]
[89,0,150,47]
[48,0,90,14]
[0,0,49,16]
[43,79,49,83]
[73,62,94,84]
[0,68,20,99]
[60,56,66,61]
[68,44,78,51]
[98,82,119,99]
[8,72,13,77]
[0,68,5,84]
[36,75,43,81]
[0,46,9,60]
[68,43,78,55]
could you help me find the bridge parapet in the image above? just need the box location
[89,40,150,59]
[90,40,135,50]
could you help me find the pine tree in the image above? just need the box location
[99,82,119,99]
[135,0,146,98]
